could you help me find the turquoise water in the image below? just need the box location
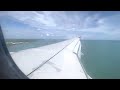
[6,39,66,52]
[81,40,120,79]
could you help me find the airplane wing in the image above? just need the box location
[11,38,91,79]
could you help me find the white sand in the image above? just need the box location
[11,38,89,79]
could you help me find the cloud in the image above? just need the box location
[6,11,56,28]
[1,11,120,39]
[46,33,49,36]
[4,11,101,30]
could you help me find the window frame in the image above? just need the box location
[0,25,28,79]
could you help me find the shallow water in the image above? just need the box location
[81,40,120,79]
[6,39,66,52]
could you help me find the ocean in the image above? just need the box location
[81,40,120,79]
[5,39,120,79]
[5,39,66,52]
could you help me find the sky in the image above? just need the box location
[0,11,120,40]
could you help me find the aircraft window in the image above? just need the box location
[4,11,120,79]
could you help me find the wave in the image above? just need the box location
[10,52,15,54]
[6,42,27,46]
